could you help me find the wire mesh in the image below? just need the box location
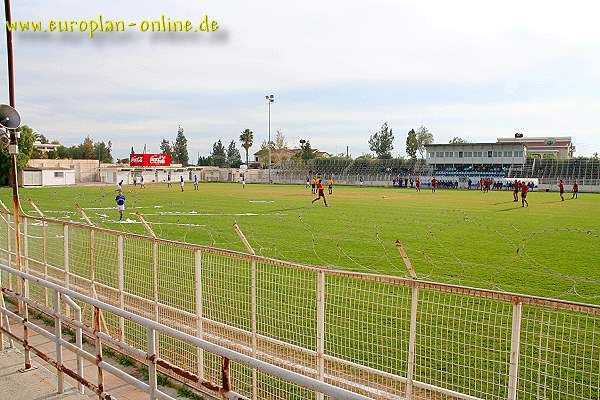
[0,211,598,400]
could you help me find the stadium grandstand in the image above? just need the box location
[267,136,600,188]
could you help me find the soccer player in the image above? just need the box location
[513,179,519,202]
[305,176,310,189]
[359,176,364,187]
[311,178,328,207]
[115,191,126,221]
[572,180,579,199]
[117,179,123,192]
[479,178,484,191]
[328,177,334,194]
[311,176,317,194]
[431,177,437,193]
[133,176,137,187]
[180,175,185,192]
[140,176,145,188]
[194,174,199,190]
[521,181,529,207]
[484,178,491,193]
[415,178,421,192]
[559,179,565,201]
[167,173,172,188]
[242,174,246,189]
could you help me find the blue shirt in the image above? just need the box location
[115,195,126,206]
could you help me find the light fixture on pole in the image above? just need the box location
[265,94,274,183]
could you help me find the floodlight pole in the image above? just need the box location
[4,0,22,280]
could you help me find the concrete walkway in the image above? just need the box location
[0,340,88,400]
[1,314,184,400]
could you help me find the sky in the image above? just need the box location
[2,0,600,159]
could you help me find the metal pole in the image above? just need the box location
[316,271,325,400]
[508,301,523,400]
[268,100,271,184]
[4,0,22,309]
[117,235,125,342]
[194,250,204,381]
[148,328,158,400]
[406,284,419,399]
[53,291,64,393]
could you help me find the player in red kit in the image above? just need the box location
[311,178,328,207]
[572,181,579,199]
[479,178,484,191]
[521,181,529,207]
[512,180,519,202]
[415,178,421,192]
[558,180,565,202]
[431,177,437,193]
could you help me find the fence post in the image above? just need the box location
[93,306,104,399]
[152,240,159,322]
[194,249,204,381]
[21,217,32,371]
[508,301,523,400]
[63,224,70,317]
[30,200,48,306]
[148,328,158,400]
[6,212,12,290]
[316,270,325,400]
[118,235,125,342]
[53,291,64,393]
[406,282,419,399]
[251,257,257,400]
[232,223,258,398]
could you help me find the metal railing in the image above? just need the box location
[1,210,599,399]
[0,264,372,400]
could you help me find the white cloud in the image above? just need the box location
[0,0,599,157]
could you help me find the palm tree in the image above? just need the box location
[239,129,254,165]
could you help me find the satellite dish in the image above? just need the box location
[0,104,21,129]
[545,138,556,146]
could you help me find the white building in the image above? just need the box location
[20,167,76,187]
[496,136,574,159]
[426,143,526,166]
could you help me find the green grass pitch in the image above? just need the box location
[1,182,599,303]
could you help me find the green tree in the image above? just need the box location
[160,139,172,155]
[415,125,434,159]
[79,136,94,159]
[197,155,212,166]
[405,129,418,159]
[172,126,189,166]
[93,141,113,163]
[449,137,468,144]
[226,140,242,168]
[300,140,315,160]
[211,140,226,167]
[0,125,36,185]
[368,122,394,159]
[239,129,254,165]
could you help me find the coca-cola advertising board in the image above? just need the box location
[130,154,171,167]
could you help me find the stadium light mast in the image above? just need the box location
[265,94,274,183]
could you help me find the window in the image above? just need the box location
[445,151,454,157]
[487,151,493,157]
[54,171,64,178]
[504,151,512,157]
[515,151,523,157]
[465,151,472,157]
[458,151,464,158]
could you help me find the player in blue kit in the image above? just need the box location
[115,192,126,221]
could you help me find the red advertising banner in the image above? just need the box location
[129,153,171,167]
